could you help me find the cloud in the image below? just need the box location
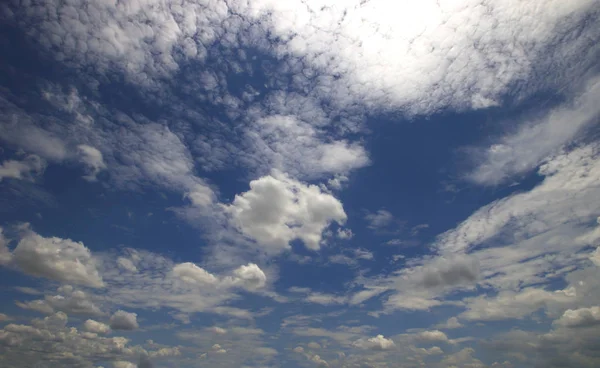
[0,155,46,182]
[18,285,104,316]
[247,115,369,178]
[109,310,139,331]
[0,227,11,266]
[230,263,267,290]
[435,317,463,330]
[419,256,479,288]
[460,287,575,321]
[305,292,347,306]
[0,311,171,367]
[10,229,104,288]
[553,306,600,328]
[468,76,600,185]
[117,257,138,273]
[77,144,106,181]
[172,263,219,285]
[437,143,600,255]
[7,0,596,118]
[224,171,347,252]
[415,330,450,343]
[83,319,111,334]
[365,209,394,230]
[172,262,267,290]
[352,334,395,350]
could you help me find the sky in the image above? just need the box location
[0,0,599,367]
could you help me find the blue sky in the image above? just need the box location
[0,0,599,367]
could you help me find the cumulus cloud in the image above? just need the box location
[224,171,347,252]
[353,334,395,350]
[83,319,111,334]
[109,310,138,331]
[18,285,104,316]
[0,311,171,367]
[553,306,600,328]
[0,155,46,182]
[11,230,104,288]
[172,263,218,285]
[77,144,106,181]
[415,330,450,343]
[230,263,267,290]
[172,261,266,290]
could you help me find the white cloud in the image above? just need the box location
[230,263,267,290]
[11,230,104,288]
[437,144,600,255]
[109,310,138,331]
[172,261,267,291]
[591,247,600,267]
[460,287,575,321]
[365,209,394,230]
[83,319,111,334]
[468,76,600,185]
[553,306,600,328]
[307,342,321,350]
[353,334,395,350]
[77,144,106,181]
[415,330,450,343]
[0,227,11,266]
[310,354,329,367]
[172,263,219,285]
[8,0,596,117]
[305,292,347,306]
[249,115,369,178]
[116,257,138,273]
[112,362,136,368]
[225,171,347,252]
[435,317,463,330]
[0,155,46,182]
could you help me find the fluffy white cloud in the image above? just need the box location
[415,330,450,343]
[77,144,106,181]
[435,317,463,330]
[230,263,267,290]
[112,362,136,368]
[172,262,266,290]
[353,334,395,350]
[225,172,347,251]
[83,319,111,334]
[11,230,104,288]
[109,310,138,331]
[172,263,218,285]
[553,306,600,328]
[0,155,46,182]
